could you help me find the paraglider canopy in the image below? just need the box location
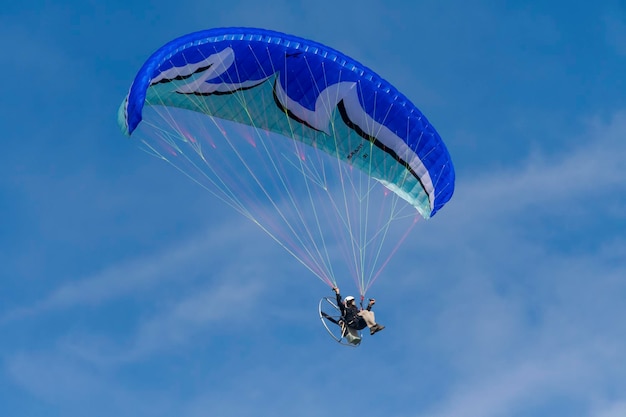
[118,27,455,297]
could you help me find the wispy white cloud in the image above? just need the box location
[103,276,266,362]
[463,111,625,216]
[4,350,182,417]
[592,401,626,417]
[415,347,596,417]
[1,218,266,323]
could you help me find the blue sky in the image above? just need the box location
[1,1,626,416]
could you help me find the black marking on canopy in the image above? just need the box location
[337,100,429,200]
[150,63,214,86]
[272,78,325,133]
